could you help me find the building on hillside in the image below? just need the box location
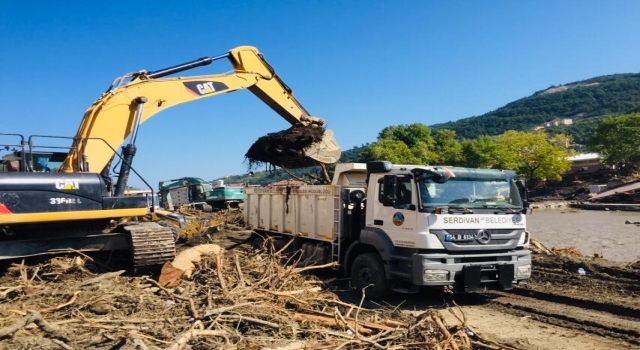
[565,153,613,179]
[533,117,573,131]
[544,118,573,127]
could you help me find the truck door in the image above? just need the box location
[371,175,419,248]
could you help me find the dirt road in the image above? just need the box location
[450,253,640,349]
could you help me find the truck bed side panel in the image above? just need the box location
[245,185,337,242]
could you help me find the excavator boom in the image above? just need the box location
[61,46,340,174]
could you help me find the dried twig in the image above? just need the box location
[165,329,230,350]
[215,255,228,294]
[0,310,69,341]
[233,253,248,287]
[129,334,150,350]
[143,277,190,301]
[0,286,23,299]
[218,314,280,329]
[39,291,81,313]
[76,270,125,287]
[203,302,255,318]
[188,297,200,319]
[51,339,74,350]
[291,262,338,274]
[294,312,371,335]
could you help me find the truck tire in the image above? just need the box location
[350,253,392,300]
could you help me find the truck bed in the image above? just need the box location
[244,185,339,242]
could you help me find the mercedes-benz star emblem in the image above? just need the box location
[476,230,491,244]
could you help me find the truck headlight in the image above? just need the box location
[516,264,531,277]
[424,269,449,282]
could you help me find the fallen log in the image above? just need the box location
[293,313,374,335]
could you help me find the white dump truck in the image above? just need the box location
[244,161,532,299]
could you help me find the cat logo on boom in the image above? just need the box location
[55,179,80,190]
[183,81,230,96]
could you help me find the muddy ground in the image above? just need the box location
[1,221,639,349]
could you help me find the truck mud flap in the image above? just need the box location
[463,265,482,292]
[497,264,514,290]
[461,264,514,292]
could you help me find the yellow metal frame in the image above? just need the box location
[0,208,148,225]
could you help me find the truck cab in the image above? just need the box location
[351,162,531,296]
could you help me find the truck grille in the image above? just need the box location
[430,229,524,251]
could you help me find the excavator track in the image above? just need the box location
[124,222,176,271]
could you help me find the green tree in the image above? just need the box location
[432,129,463,165]
[357,123,436,164]
[378,123,435,148]
[493,130,573,182]
[588,113,640,174]
[460,135,499,168]
[357,139,427,164]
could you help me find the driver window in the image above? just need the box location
[397,182,412,206]
[378,175,413,208]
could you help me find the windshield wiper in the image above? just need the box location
[487,207,518,214]
[447,206,474,214]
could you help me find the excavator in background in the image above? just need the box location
[158,177,244,211]
[0,46,341,271]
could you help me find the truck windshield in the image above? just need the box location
[417,177,523,210]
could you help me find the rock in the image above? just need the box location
[88,300,112,315]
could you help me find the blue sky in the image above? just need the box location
[1,1,639,189]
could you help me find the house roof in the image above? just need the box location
[567,153,601,161]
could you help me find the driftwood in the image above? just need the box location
[0,233,514,350]
[0,310,70,343]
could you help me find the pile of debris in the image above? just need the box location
[530,238,603,259]
[245,125,326,168]
[0,238,512,350]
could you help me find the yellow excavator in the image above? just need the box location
[0,46,340,271]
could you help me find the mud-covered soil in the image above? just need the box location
[484,253,640,347]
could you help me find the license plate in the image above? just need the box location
[445,234,475,242]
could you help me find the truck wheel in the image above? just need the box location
[350,253,392,300]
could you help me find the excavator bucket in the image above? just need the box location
[245,126,341,169]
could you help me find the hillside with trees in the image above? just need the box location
[430,73,640,140]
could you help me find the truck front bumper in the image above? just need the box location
[411,249,532,292]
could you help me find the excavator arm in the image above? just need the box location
[60,46,340,177]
